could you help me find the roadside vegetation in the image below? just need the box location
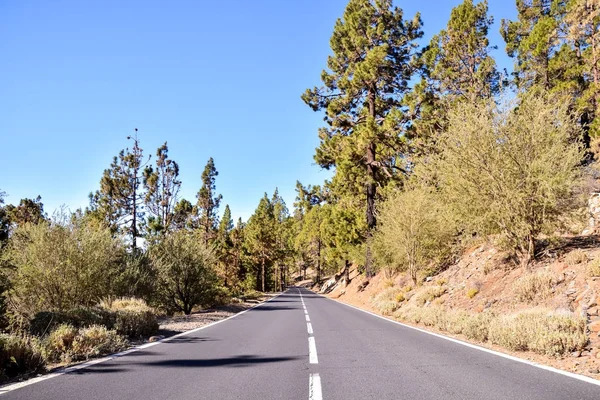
[1,0,600,382]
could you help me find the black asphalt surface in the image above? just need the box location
[2,287,600,399]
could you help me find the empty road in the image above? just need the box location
[2,287,600,399]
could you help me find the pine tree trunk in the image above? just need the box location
[316,239,321,284]
[365,88,377,278]
[261,258,266,292]
[344,259,350,287]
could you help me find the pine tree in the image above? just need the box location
[216,204,234,287]
[230,217,246,287]
[407,0,501,155]
[302,0,422,276]
[88,130,149,249]
[172,199,194,230]
[4,196,46,227]
[565,0,600,137]
[271,189,293,291]
[245,194,275,292]
[195,157,222,243]
[143,142,181,235]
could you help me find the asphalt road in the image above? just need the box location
[2,287,600,399]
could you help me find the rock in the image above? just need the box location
[149,335,165,343]
[582,351,592,357]
[572,351,582,358]
[588,307,599,316]
[425,276,433,282]
[590,321,600,332]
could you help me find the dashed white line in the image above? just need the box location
[307,322,313,335]
[305,314,310,322]
[309,373,323,400]
[308,336,319,364]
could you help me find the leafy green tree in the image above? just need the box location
[149,230,218,315]
[5,218,123,316]
[302,0,423,276]
[375,187,456,284]
[88,130,149,249]
[244,194,275,292]
[143,142,181,235]
[195,157,222,243]
[433,93,583,265]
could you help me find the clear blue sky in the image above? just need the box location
[1,0,516,221]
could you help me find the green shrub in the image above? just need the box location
[240,290,263,301]
[43,324,78,363]
[149,231,219,315]
[0,334,45,382]
[29,307,114,337]
[488,311,587,357]
[69,326,127,361]
[5,221,124,317]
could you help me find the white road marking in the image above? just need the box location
[309,373,323,400]
[307,322,313,335]
[308,336,319,364]
[325,293,600,388]
[304,309,309,315]
[305,314,310,322]
[0,293,286,395]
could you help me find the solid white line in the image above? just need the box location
[305,314,310,322]
[308,336,319,364]
[304,309,308,315]
[309,373,323,400]
[322,292,600,387]
[0,292,285,395]
[307,322,314,335]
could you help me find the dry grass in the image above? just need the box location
[415,286,447,306]
[587,258,600,277]
[488,311,587,357]
[394,306,586,357]
[99,297,153,313]
[467,288,479,299]
[372,287,404,315]
[513,270,557,303]
[564,249,589,265]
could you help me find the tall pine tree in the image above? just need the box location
[302,0,422,276]
[195,157,222,243]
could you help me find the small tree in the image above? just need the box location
[150,231,218,314]
[434,93,583,264]
[375,187,455,284]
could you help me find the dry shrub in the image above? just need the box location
[467,288,479,299]
[415,286,447,306]
[99,297,152,313]
[69,326,127,361]
[395,306,493,342]
[564,249,589,265]
[587,258,600,277]
[513,270,557,303]
[488,311,587,357]
[43,324,78,363]
[372,287,404,315]
[0,334,45,382]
